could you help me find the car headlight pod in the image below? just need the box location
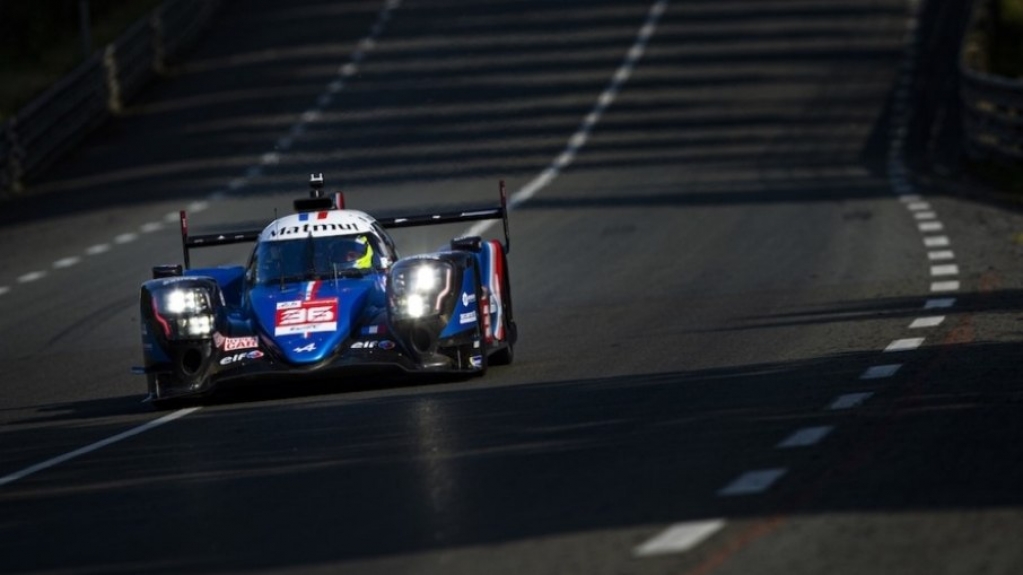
[390,260,453,320]
[151,286,216,339]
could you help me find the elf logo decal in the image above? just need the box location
[220,350,264,366]
[351,340,395,350]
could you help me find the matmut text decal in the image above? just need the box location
[275,299,338,336]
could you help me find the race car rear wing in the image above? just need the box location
[376,180,511,254]
[178,180,511,269]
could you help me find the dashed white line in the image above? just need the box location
[718,469,787,496]
[140,222,163,233]
[923,236,950,247]
[909,316,945,329]
[776,426,833,448]
[260,151,282,165]
[634,520,726,557]
[925,298,956,309]
[0,286,9,296]
[0,408,202,488]
[187,201,209,213]
[899,194,923,203]
[885,338,924,352]
[931,280,961,292]
[907,201,931,211]
[163,211,180,223]
[52,257,81,269]
[85,244,110,255]
[18,271,47,283]
[860,364,901,379]
[913,211,937,220]
[829,392,874,410]
[930,264,959,276]
[114,233,138,244]
[918,221,944,232]
[927,250,954,261]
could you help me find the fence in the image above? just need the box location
[961,0,1023,162]
[0,0,223,195]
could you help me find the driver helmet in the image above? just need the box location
[334,235,374,269]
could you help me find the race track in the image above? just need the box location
[4,1,1023,573]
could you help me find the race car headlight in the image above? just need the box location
[390,260,452,320]
[152,287,215,339]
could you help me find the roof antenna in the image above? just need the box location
[310,173,324,198]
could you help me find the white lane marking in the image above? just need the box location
[860,364,901,379]
[227,177,247,190]
[913,211,937,220]
[899,194,922,203]
[634,520,726,557]
[140,222,163,233]
[0,408,201,488]
[907,201,931,211]
[18,271,46,283]
[777,426,833,448]
[923,236,950,247]
[0,286,8,296]
[909,316,945,329]
[885,338,924,352]
[187,200,209,213]
[114,233,138,244]
[829,392,874,410]
[931,280,960,292]
[52,257,81,269]
[164,211,180,223]
[931,264,959,276]
[928,250,954,261]
[300,110,321,124]
[925,298,956,309]
[85,243,111,255]
[260,151,281,165]
[718,469,787,496]
[918,221,944,232]
[464,0,669,240]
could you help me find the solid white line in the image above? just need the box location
[927,250,954,261]
[913,211,937,220]
[114,233,138,244]
[0,408,201,488]
[829,392,874,410]
[634,520,726,557]
[85,243,110,255]
[18,271,46,283]
[860,364,901,379]
[931,264,959,276]
[909,316,945,329]
[52,257,81,269]
[140,222,163,233]
[885,338,924,352]
[918,221,944,232]
[907,202,931,211]
[923,236,950,247]
[718,469,787,496]
[925,298,956,309]
[777,426,833,448]
[931,280,960,292]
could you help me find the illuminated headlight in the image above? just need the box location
[390,261,452,320]
[152,286,215,339]
[161,288,211,315]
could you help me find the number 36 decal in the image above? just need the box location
[275,299,338,336]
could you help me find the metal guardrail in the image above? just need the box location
[0,0,223,196]
[961,0,1023,162]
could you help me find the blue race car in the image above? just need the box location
[135,175,515,408]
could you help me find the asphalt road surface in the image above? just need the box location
[3,0,1023,573]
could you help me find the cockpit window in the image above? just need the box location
[252,233,384,285]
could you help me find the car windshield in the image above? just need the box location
[253,233,382,285]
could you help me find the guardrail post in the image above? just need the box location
[6,118,24,194]
[103,44,123,114]
[151,6,168,75]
